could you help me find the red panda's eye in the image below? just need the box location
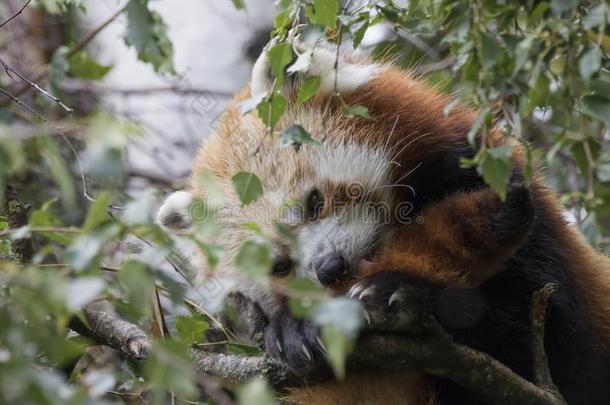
[305,188,324,221]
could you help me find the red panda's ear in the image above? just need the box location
[156,190,194,231]
[250,41,381,96]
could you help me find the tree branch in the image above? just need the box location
[71,285,566,404]
[0,0,32,30]
[69,308,151,361]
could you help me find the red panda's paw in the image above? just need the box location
[351,272,489,333]
[263,310,329,376]
[348,272,436,334]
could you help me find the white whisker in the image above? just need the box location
[395,161,423,185]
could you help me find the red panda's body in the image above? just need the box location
[157,44,610,404]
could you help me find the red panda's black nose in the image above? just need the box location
[317,254,350,286]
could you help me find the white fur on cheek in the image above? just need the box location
[156,190,194,230]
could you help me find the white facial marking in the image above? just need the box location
[316,143,390,188]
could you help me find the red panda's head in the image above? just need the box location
[156,42,501,297]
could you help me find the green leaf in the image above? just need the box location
[300,24,326,46]
[124,0,175,74]
[235,241,272,277]
[350,13,370,48]
[65,277,105,311]
[529,2,550,24]
[231,0,246,10]
[313,297,363,379]
[242,222,265,235]
[466,108,491,145]
[584,3,609,29]
[309,0,339,29]
[280,124,319,151]
[226,343,263,356]
[344,105,372,119]
[37,0,85,14]
[143,340,196,400]
[83,192,112,232]
[49,46,69,97]
[267,43,293,85]
[257,93,288,130]
[118,260,154,319]
[525,69,550,113]
[571,138,601,176]
[30,200,74,245]
[37,137,76,210]
[123,189,156,225]
[589,79,610,97]
[597,161,610,182]
[477,146,515,201]
[287,278,324,318]
[175,315,209,346]
[232,171,263,205]
[579,47,602,82]
[199,171,226,208]
[66,225,120,272]
[583,95,610,128]
[479,33,502,68]
[68,51,112,80]
[193,241,223,268]
[296,76,321,105]
[237,379,277,405]
[274,8,292,30]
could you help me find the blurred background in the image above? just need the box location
[1,0,276,189]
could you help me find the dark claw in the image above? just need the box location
[349,272,435,333]
[350,272,486,333]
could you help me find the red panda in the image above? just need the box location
[157,43,610,404]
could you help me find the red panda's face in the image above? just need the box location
[285,141,398,288]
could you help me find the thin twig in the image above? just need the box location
[0,0,32,30]
[0,57,73,113]
[67,4,128,59]
[0,86,48,121]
